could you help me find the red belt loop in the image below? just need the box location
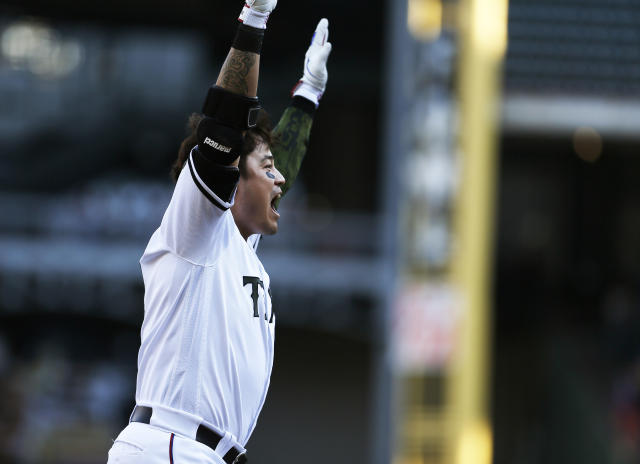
[169,433,175,464]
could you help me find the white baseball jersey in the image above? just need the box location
[134,151,275,447]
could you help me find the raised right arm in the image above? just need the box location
[156,1,277,262]
[188,0,276,208]
[216,47,259,99]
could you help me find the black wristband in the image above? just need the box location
[292,96,317,116]
[232,24,264,54]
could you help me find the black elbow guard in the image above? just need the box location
[190,146,240,208]
[202,85,261,130]
[191,117,242,208]
[196,116,243,165]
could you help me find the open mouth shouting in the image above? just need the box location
[270,193,281,217]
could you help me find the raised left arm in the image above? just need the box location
[272,18,332,201]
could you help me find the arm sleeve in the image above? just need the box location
[272,96,316,198]
[247,97,315,252]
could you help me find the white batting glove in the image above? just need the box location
[292,18,332,107]
[238,0,278,29]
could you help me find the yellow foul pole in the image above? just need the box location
[448,0,508,463]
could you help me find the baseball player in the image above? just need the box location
[106,2,331,463]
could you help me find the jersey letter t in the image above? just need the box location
[243,276,264,318]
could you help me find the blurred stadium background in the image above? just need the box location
[0,0,639,463]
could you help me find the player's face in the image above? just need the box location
[232,143,285,240]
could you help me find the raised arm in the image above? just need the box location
[272,18,332,201]
[216,48,259,98]
[188,0,277,208]
[215,0,277,98]
[160,1,278,261]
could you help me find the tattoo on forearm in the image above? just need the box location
[219,50,256,95]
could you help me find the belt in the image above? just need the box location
[130,406,247,464]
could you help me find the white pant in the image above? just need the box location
[107,422,226,464]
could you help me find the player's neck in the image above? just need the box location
[235,220,252,241]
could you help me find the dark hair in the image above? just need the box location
[171,110,274,182]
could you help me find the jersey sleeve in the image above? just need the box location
[272,96,316,199]
[154,148,236,265]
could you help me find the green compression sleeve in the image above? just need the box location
[271,98,315,202]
